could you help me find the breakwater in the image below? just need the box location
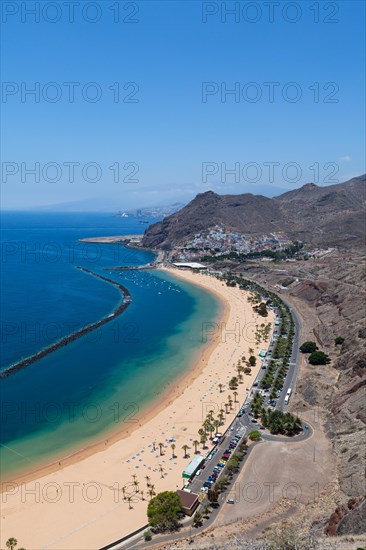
[0,267,131,379]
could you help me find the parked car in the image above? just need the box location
[195,469,201,476]
[200,486,209,493]
[227,498,235,504]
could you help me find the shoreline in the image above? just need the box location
[0,267,131,379]
[0,268,228,485]
[1,268,274,550]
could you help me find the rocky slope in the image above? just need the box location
[142,175,366,249]
[228,253,365,536]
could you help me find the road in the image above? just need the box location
[104,295,310,550]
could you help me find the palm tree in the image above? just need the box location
[171,443,176,458]
[140,490,145,500]
[182,444,190,458]
[145,475,151,487]
[213,419,220,435]
[233,391,238,403]
[132,473,137,482]
[127,496,133,509]
[201,434,207,449]
[6,539,17,550]
[203,418,211,432]
[208,409,214,422]
[193,440,200,454]
[198,427,205,442]
[218,383,223,393]
[158,465,165,478]
[208,423,215,439]
[158,442,164,456]
[218,410,225,424]
[224,403,230,414]
[238,365,244,383]
[228,396,233,410]
[249,347,254,355]
[121,486,126,499]
[148,487,155,499]
[133,479,139,492]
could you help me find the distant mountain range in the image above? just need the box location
[114,202,185,219]
[142,175,366,249]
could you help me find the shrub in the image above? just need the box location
[308,351,331,365]
[144,530,152,541]
[248,430,261,441]
[299,341,318,353]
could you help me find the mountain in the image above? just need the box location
[115,202,186,219]
[142,176,366,249]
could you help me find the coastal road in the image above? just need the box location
[276,298,302,411]
[103,294,309,550]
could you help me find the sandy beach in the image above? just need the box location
[1,268,274,550]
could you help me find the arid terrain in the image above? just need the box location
[140,178,365,547]
[142,176,366,250]
[148,251,365,550]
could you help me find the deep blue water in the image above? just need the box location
[0,212,220,477]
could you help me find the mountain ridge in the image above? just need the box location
[142,175,366,249]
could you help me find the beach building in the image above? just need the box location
[176,490,199,516]
[182,455,204,480]
[173,262,207,270]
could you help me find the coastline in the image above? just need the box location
[1,269,227,485]
[1,268,274,550]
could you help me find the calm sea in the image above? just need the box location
[0,212,220,478]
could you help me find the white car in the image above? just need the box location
[195,469,201,476]
[200,486,209,493]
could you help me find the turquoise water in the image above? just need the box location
[0,213,220,478]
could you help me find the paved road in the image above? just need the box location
[105,297,310,550]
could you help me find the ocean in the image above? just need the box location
[0,212,220,478]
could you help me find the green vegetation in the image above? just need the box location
[147,491,184,532]
[254,302,268,317]
[5,540,25,550]
[335,336,345,345]
[201,241,304,263]
[248,355,257,366]
[299,341,318,353]
[248,430,261,441]
[143,530,152,541]
[251,391,265,418]
[207,487,219,504]
[261,408,302,436]
[308,351,331,365]
[193,511,203,527]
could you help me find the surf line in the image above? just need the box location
[0,267,131,379]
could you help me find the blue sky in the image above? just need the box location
[1,0,365,210]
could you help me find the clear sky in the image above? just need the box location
[1,0,365,210]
